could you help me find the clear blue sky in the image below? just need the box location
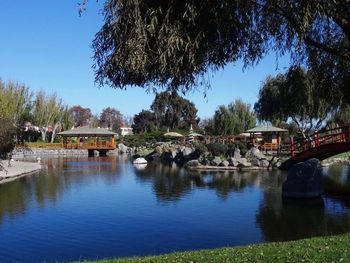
[0,0,290,119]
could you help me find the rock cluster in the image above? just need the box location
[191,147,279,169]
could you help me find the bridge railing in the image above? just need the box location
[290,126,350,157]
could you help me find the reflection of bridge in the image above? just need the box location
[282,126,350,168]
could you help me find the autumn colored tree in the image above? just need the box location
[68,105,93,127]
[99,107,123,131]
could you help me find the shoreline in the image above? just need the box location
[0,160,43,185]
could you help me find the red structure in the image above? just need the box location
[288,126,350,164]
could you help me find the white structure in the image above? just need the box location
[120,127,133,136]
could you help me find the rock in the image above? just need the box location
[186,160,200,167]
[219,160,229,167]
[251,158,260,167]
[246,147,266,160]
[282,158,323,198]
[133,157,148,164]
[171,150,177,159]
[237,158,252,167]
[233,148,241,159]
[261,159,270,167]
[228,157,239,167]
[118,143,129,154]
[182,146,194,157]
[211,156,222,166]
[201,158,210,166]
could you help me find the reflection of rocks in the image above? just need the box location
[282,158,323,198]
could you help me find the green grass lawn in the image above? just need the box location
[84,233,350,263]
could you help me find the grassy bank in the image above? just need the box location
[85,233,350,263]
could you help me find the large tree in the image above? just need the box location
[150,91,198,130]
[33,91,67,142]
[212,99,256,136]
[254,67,342,138]
[132,110,156,134]
[99,107,123,131]
[68,105,93,127]
[87,0,349,98]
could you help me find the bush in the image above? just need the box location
[193,142,208,156]
[233,141,248,156]
[120,131,165,147]
[206,143,228,157]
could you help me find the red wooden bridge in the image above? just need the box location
[281,126,350,169]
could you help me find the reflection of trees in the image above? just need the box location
[0,156,121,223]
[256,168,350,242]
[323,164,350,196]
[134,163,192,202]
[135,164,274,201]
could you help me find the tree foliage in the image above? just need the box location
[99,107,123,131]
[68,105,93,127]
[90,0,350,97]
[150,91,198,130]
[33,91,68,142]
[212,99,256,136]
[132,110,156,134]
[254,67,342,138]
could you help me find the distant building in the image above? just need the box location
[120,127,133,136]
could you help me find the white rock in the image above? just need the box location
[133,157,148,164]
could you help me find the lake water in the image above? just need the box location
[0,156,349,262]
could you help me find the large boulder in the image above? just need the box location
[237,157,252,167]
[228,157,239,167]
[118,143,129,154]
[246,147,266,160]
[219,160,230,167]
[282,158,323,198]
[211,156,222,166]
[251,158,260,167]
[233,148,241,159]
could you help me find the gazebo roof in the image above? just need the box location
[246,126,288,133]
[58,127,117,137]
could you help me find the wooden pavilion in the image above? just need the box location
[58,127,117,157]
[246,126,288,151]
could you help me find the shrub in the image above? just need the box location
[233,141,248,156]
[206,143,228,157]
[193,142,208,156]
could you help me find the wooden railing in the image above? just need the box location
[63,141,116,150]
[291,126,350,157]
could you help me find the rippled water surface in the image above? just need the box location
[0,156,349,262]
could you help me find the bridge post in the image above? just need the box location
[316,132,320,147]
[290,136,294,158]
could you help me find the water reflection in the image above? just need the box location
[134,162,192,202]
[0,156,121,223]
[0,157,350,262]
[256,165,350,242]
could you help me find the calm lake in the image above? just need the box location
[0,156,350,262]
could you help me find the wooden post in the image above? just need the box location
[316,132,320,147]
[290,136,294,158]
